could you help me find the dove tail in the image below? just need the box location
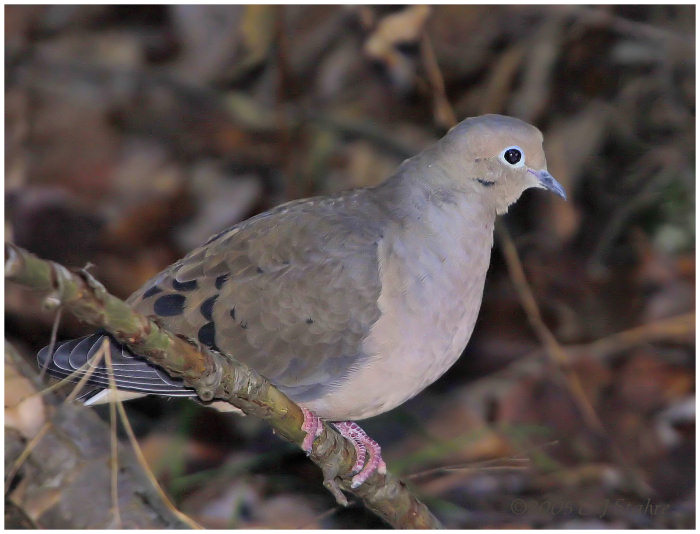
[37,331,198,400]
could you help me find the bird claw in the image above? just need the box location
[301,407,323,454]
[332,421,386,488]
[323,478,349,507]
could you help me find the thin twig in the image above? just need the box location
[496,223,606,432]
[578,312,694,359]
[461,311,695,413]
[274,5,298,200]
[406,440,559,480]
[112,392,204,529]
[39,307,62,380]
[100,340,203,528]
[421,31,456,129]
[63,343,106,404]
[103,339,123,528]
[4,423,51,495]
[570,5,694,46]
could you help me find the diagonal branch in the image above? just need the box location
[5,242,442,529]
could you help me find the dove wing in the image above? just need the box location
[127,189,385,402]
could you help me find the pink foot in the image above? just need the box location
[332,421,387,488]
[301,407,322,453]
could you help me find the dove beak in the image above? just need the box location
[529,169,567,200]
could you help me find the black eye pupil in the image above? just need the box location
[504,148,522,165]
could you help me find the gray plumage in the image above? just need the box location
[38,114,565,421]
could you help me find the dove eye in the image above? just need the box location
[500,146,524,167]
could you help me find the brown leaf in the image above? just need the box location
[5,345,47,440]
[364,6,431,90]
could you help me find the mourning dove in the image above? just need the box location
[38,114,565,487]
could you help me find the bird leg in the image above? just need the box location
[332,421,387,488]
[300,408,386,489]
[301,407,348,505]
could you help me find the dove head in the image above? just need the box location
[434,114,566,215]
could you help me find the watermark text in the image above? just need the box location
[509,497,669,519]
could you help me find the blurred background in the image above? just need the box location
[5,5,695,528]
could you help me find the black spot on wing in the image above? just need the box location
[306,318,314,324]
[198,322,218,350]
[230,307,236,320]
[476,178,495,187]
[154,294,186,316]
[200,295,218,322]
[215,274,229,289]
[172,279,198,291]
[256,267,264,274]
[142,286,163,299]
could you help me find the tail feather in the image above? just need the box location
[37,332,198,398]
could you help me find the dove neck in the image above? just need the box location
[371,151,498,231]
